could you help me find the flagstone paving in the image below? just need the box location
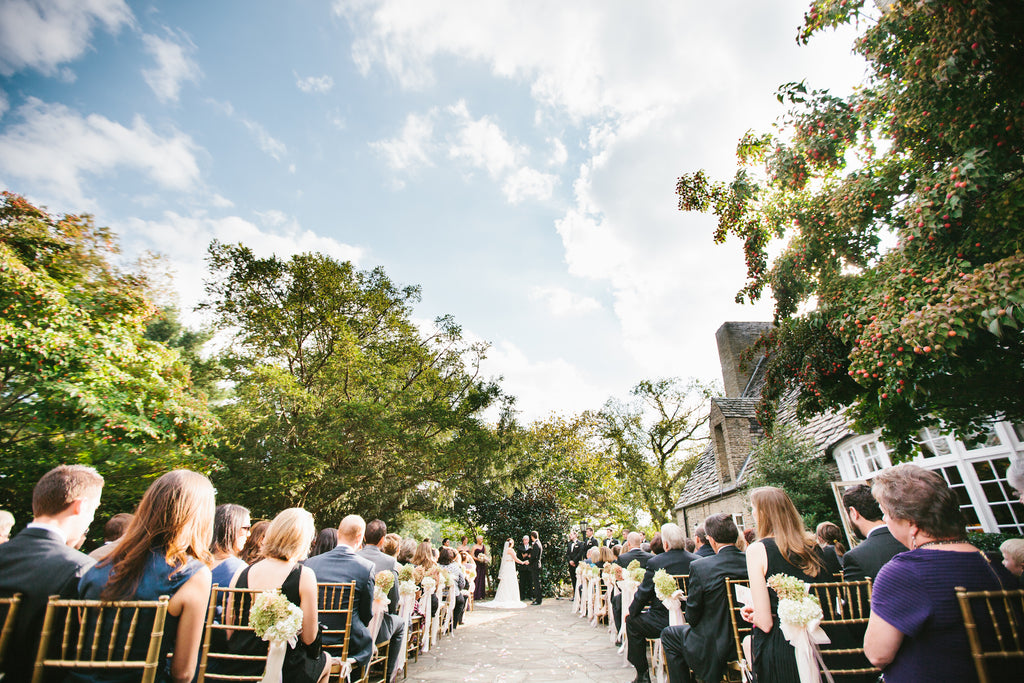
[404,599,635,682]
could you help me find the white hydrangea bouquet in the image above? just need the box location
[249,590,303,683]
[767,574,831,683]
[653,569,685,626]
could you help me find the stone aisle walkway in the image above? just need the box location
[404,600,635,682]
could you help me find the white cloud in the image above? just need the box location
[0,97,199,207]
[446,100,521,178]
[0,90,8,120]
[0,0,133,76]
[547,137,567,166]
[296,74,334,93]
[529,285,600,317]
[141,31,201,103]
[120,211,365,325]
[208,193,234,208]
[242,118,287,161]
[503,166,556,204]
[370,110,436,171]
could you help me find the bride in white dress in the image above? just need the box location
[481,538,525,608]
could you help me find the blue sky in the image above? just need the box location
[0,1,866,421]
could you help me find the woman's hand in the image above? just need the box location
[740,605,755,623]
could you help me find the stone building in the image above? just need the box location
[674,321,1024,539]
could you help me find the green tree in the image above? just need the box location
[595,378,715,526]
[201,241,505,522]
[676,1,1024,455]
[144,307,225,402]
[746,426,840,529]
[0,193,218,523]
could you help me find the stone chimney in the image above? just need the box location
[715,322,773,398]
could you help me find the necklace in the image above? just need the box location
[916,538,966,549]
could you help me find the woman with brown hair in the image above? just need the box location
[239,519,270,564]
[413,540,442,616]
[73,470,215,683]
[743,486,829,683]
[218,508,332,683]
[815,521,846,575]
[864,464,1016,682]
[210,503,250,588]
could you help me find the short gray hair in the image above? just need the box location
[1007,458,1024,503]
[660,523,686,551]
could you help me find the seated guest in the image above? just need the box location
[218,508,331,683]
[413,540,444,615]
[650,532,664,555]
[613,544,623,558]
[310,528,338,557]
[0,509,13,544]
[613,532,654,630]
[304,515,377,680]
[1000,538,1024,587]
[597,544,614,568]
[73,470,214,683]
[865,464,1018,682]
[210,503,250,588]
[692,525,714,558]
[815,521,845,575]
[397,537,417,564]
[358,520,405,679]
[0,465,104,682]
[240,519,270,564]
[438,547,469,628]
[684,538,696,553]
[626,523,697,683]
[89,512,133,561]
[841,484,907,582]
[661,513,748,683]
[382,533,401,559]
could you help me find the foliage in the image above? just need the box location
[594,377,716,525]
[464,486,570,597]
[0,193,218,526]
[201,241,506,522]
[746,425,840,529]
[144,307,225,402]
[966,531,1014,553]
[676,1,1024,455]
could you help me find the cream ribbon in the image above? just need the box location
[616,579,638,660]
[394,591,415,676]
[259,634,297,683]
[779,616,834,683]
[420,584,435,653]
[606,576,619,644]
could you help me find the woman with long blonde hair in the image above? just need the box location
[73,470,216,683]
[743,486,828,683]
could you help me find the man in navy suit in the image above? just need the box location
[305,515,378,679]
[841,484,907,581]
[613,532,654,631]
[692,525,715,558]
[660,513,748,683]
[0,465,104,681]
[626,523,697,683]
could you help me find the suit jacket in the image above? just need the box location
[841,526,906,581]
[616,547,654,568]
[629,547,698,621]
[683,546,749,683]
[696,543,715,558]
[304,545,375,666]
[822,544,843,576]
[358,544,400,615]
[529,540,542,568]
[566,540,584,564]
[0,527,95,681]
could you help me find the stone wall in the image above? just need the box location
[715,321,772,398]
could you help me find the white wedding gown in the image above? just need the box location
[481,542,525,608]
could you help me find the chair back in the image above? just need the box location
[196,585,270,682]
[0,593,21,671]
[31,595,169,683]
[955,586,1024,683]
[808,579,879,677]
[725,578,752,681]
[671,574,689,595]
[317,581,357,663]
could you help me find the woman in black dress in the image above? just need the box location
[744,486,830,683]
[471,535,488,599]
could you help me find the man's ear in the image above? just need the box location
[847,506,860,523]
[68,497,86,516]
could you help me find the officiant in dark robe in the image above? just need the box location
[517,535,531,595]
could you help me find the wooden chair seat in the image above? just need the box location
[31,594,170,683]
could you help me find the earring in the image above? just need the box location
[910,533,917,550]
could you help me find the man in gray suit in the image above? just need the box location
[0,465,104,681]
[357,519,404,681]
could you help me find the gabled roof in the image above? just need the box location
[713,397,759,419]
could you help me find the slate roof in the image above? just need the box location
[714,397,759,419]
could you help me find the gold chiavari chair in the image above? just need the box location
[196,585,268,682]
[724,578,752,683]
[31,594,169,683]
[318,582,359,682]
[0,593,21,678]
[955,585,1024,683]
[809,579,879,678]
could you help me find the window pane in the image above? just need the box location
[974,460,995,482]
[943,466,964,486]
[983,424,1002,447]
[1014,424,1024,442]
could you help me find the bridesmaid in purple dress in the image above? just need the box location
[471,535,488,599]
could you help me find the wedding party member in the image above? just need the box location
[439,547,469,627]
[0,465,104,682]
[74,469,214,683]
[471,535,488,599]
[304,515,376,679]
[1000,538,1024,587]
[240,519,270,564]
[528,530,544,605]
[218,508,331,683]
[626,523,697,683]
[566,529,584,593]
[358,519,405,677]
[517,535,531,595]
[840,484,906,582]
[88,512,133,561]
[210,504,250,589]
[311,527,338,557]
[488,539,526,608]
[865,464,1018,682]
[693,525,714,558]
[456,535,470,553]
[583,526,599,551]
[661,513,748,683]
[0,509,13,544]
[744,486,830,683]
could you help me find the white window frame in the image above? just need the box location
[834,433,892,481]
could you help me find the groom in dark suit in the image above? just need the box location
[528,530,543,605]
[660,513,747,683]
[841,484,907,581]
